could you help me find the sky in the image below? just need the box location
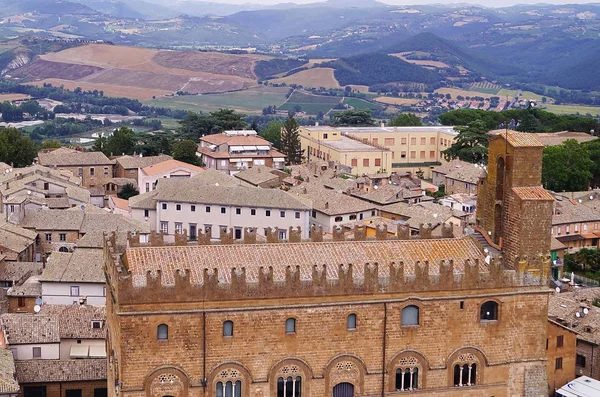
[211,0,600,6]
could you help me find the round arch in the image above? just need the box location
[324,354,366,394]
[268,357,313,396]
[386,350,430,392]
[207,362,252,397]
[446,347,488,387]
[144,366,190,397]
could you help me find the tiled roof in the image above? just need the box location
[380,201,467,229]
[140,159,204,176]
[0,262,42,282]
[15,359,106,383]
[0,165,81,186]
[200,133,271,146]
[287,183,376,215]
[115,154,172,170]
[233,166,280,186]
[124,237,487,286]
[432,160,478,176]
[37,148,113,166]
[80,213,150,234]
[351,184,422,205]
[552,196,600,225]
[76,231,129,250]
[6,275,41,297]
[550,237,566,251]
[128,190,158,210]
[0,349,18,394]
[197,146,285,159]
[38,305,106,339]
[0,314,59,344]
[0,223,36,253]
[21,209,85,231]
[512,186,554,201]
[155,178,308,210]
[40,248,105,283]
[445,165,485,185]
[548,289,600,345]
[110,196,130,212]
[489,130,544,147]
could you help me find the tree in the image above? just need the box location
[542,139,595,192]
[40,139,61,149]
[104,127,137,156]
[260,121,284,150]
[178,109,247,140]
[118,183,139,200]
[92,135,107,153]
[172,140,202,166]
[390,113,423,127]
[280,115,304,165]
[0,127,36,167]
[442,120,490,164]
[334,109,375,126]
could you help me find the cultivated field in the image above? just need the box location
[0,93,30,102]
[543,104,600,117]
[13,44,264,100]
[434,87,497,99]
[374,96,421,105]
[272,68,340,89]
[391,52,449,68]
[342,97,382,111]
[278,90,342,114]
[142,86,290,114]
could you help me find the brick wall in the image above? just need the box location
[8,296,36,313]
[110,290,550,397]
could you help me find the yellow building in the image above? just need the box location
[300,125,457,178]
[299,126,392,175]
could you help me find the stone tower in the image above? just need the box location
[477,131,554,266]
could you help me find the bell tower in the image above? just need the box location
[477,131,553,266]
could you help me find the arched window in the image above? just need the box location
[401,305,419,326]
[395,367,418,391]
[216,380,241,397]
[480,301,498,321]
[277,376,302,397]
[347,314,357,330]
[453,363,476,387]
[223,320,233,337]
[58,246,69,252]
[286,318,296,334]
[157,324,168,340]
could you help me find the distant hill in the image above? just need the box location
[77,0,179,19]
[309,30,412,58]
[383,32,520,78]
[0,0,99,17]
[322,53,442,86]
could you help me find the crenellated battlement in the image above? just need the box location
[106,230,552,306]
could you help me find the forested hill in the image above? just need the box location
[383,33,521,79]
[321,53,442,86]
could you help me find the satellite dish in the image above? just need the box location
[33,305,41,313]
[578,199,583,203]
[35,297,42,305]
[591,196,594,200]
[576,312,581,318]
[584,308,590,315]
[80,204,86,210]
[215,183,219,187]
[27,190,31,195]
[555,287,561,293]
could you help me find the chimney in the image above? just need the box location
[325,202,329,209]
[315,122,319,127]
[380,122,385,128]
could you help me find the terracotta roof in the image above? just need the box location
[351,184,422,205]
[115,154,172,170]
[550,237,567,251]
[0,349,18,394]
[124,237,487,287]
[552,196,600,225]
[21,209,85,231]
[489,130,544,147]
[445,165,485,185]
[140,159,204,176]
[0,222,37,252]
[76,231,128,251]
[287,183,376,215]
[110,196,130,212]
[37,148,113,166]
[128,190,158,210]
[512,187,554,201]
[38,305,106,339]
[432,160,478,176]
[380,201,467,229]
[0,314,59,344]
[15,359,106,383]
[40,248,105,283]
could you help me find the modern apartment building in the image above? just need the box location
[197,130,286,174]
